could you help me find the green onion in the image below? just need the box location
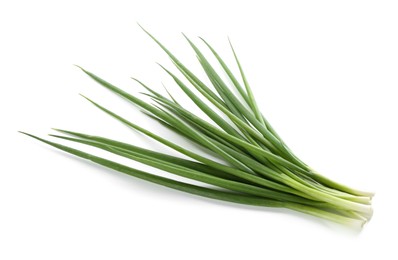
[21,26,373,227]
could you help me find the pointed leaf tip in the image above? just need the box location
[79,94,98,107]
[181,32,188,39]
[19,131,39,140]
[51,128,71,135]
[137,22,145,31]
[73,64,85,71]
[18,131,41,141]
[79,93,89,100]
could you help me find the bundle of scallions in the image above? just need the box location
[22,26,373,227]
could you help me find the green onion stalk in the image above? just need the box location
[21,26,373,228]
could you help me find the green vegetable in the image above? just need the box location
[21,26,373,227]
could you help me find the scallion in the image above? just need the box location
[21,26,373,228]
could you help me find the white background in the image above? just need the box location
[1,1,398,259]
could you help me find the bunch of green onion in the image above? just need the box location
[22,26,373,227]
